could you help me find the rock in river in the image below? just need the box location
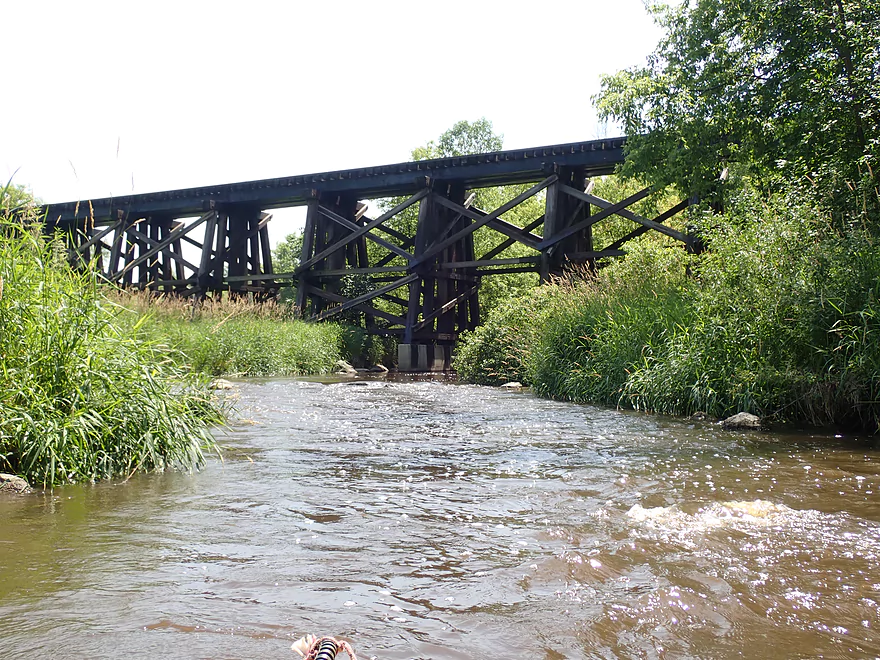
[0,474,31,494]
[721,412,763,430]
[210,378,235,390]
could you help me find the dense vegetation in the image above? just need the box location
[0,188,223,488]
[456,187,880,430]
[457,0,880,433]
[116,294,344,377]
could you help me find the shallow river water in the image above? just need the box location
[2,377,880,659]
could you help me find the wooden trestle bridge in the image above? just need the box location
[39,137,695,370]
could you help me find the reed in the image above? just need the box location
[0,194,222,487]
[112,292,344,377]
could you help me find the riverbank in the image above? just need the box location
[455,187,880,434]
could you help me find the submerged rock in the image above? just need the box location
[721,412,763,430]
[0,474,31,494]
[688,411,709,422]
[500,381,523,389]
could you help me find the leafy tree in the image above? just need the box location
[0,182,36,213]
[412,118,503,160]
[272,231,303,302]
[273,231,302,274]
[595,0,880,219]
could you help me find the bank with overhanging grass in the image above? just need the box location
[0,192,365,488]
[0,203,225,488]
[455,186,880,434]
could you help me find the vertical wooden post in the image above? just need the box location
[295,198,319,315]
[436,183,465,339]
[404,189,434,345]
[172,221,186,285]
[259,219,275,297]
[198,211,218,295]
[249,213,261,287]
[541,177,560,282]
[122,227,136,287]
[108,223,124,283]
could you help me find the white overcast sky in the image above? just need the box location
[3,0,663,239]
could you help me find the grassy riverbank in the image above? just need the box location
[0,200,223,488]
[114,294,345,377]
[455,186,880,433]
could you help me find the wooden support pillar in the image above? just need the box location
[147,216,160,288]
[541,178,560,282]
[542,166,590,280]
[224,204,261,297]
[197,212,218,295]
[258,219,275,298]
[435,183,466,340]
[122,225,136,287]
[404,189,433,345]
[172,222,186,285]
[295,198,320,315]
[108,219,125,282]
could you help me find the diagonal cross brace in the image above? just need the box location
[542,185,689,247]
[111,211,216,282]
[296,190,427,274]
[126,226,200,273]
[305,286,407,325]
[604,198,691,251]
[430,195,542,250]
[480,214,545,260]
[410,175,557,271]
[413,285,478,332]
[537,187,655,250]
[309,273,418,322]
[74,218,124,256]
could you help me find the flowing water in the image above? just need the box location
[2,377,879,659]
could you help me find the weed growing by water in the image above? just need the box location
[455,185,880,432]
[0,195,222,487]
[113,292,344,377]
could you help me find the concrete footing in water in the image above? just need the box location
[397,343,452,372]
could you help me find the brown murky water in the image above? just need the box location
[1,378,879,659]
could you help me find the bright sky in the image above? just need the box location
[3,0,663,241]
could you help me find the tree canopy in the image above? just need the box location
[412,118,503,160]
[595,0,880,217]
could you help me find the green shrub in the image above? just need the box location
[528,240,693,404]
[457,184,880,432]
[453,287,555,385]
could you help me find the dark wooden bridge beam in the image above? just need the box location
[40,138,627,224]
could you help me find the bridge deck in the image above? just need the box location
[40,138,625,224]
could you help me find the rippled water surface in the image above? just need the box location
[2,377,880,659]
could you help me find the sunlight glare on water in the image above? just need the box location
[1,377,879,658]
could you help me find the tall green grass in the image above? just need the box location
[0,203,223,487]
[455,185,880,433]
[114,294,344,377]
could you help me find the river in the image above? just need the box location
[1,377,879,659]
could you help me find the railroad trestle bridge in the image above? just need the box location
[39,138,696,370]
